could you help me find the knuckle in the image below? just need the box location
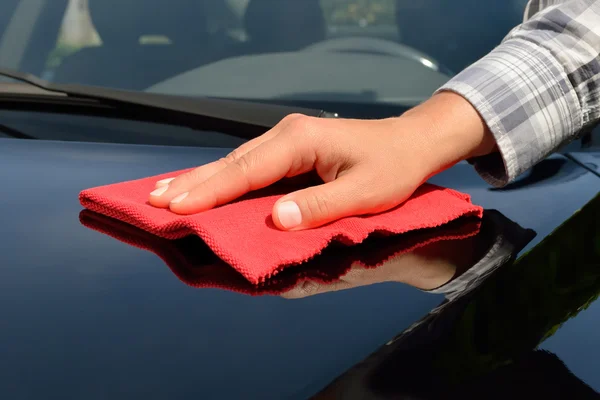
[301,280,319,293]
[283,114,311,134]
[282,281,318,299]
[222,150,239,164]
[282,113,304,123]
[229,157,253,191]
[314,195,332,219]
[288,117,323,146]
[290,114,311,130]
[301,193,332,221]
[232,155,253,175]
[219,145,250,166]
[174,168,202,185]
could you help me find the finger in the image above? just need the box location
[149,160,229,207]
[149,125,284,206]
[152,132,274,191]
[271,172,402,231]
[155,177,175,188]
[280,279,353,299]
[153,115,302,190]
[167,135,315,214]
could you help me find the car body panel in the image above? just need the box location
[0,138,598,399]
[568,151,600,176]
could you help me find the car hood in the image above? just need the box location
[0,138,598,399]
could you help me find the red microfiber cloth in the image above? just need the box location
[79,168,483,285]
[79,210,481,296]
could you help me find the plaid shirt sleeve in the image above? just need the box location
[437,0,600,186]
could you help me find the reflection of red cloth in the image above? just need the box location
[79,168,483,284]
[79,210,481,296]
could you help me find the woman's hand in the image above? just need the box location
[148,92,497,230]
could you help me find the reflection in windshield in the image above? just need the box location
[312,194,600,399]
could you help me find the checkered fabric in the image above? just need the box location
[438,0,600,186]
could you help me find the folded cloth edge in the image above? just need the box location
[79,171,483,284]
[79,210,481,295]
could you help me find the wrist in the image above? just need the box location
[396,91,498,178]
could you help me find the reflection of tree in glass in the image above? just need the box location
[432,193,600,384]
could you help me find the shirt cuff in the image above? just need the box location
[435,38,583,187]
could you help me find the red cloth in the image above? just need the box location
[79,168,483,284]
[79,210,481,296]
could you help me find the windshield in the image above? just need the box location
[0,0,527,108]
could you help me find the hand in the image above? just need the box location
[148,92,497,230]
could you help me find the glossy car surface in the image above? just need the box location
[0,137,598,399]
[1,0,599,399]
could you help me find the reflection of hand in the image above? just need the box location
[80,207,481,297]
[148,92,496,231]
[281,235,481,299]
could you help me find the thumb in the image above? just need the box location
[272,173,381,231]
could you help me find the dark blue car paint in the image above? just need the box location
[0,138,598,399]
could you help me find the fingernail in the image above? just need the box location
[277,201,302,229]
[150,185,169,197]
[156,178,175,187]
[170,192,189,204]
